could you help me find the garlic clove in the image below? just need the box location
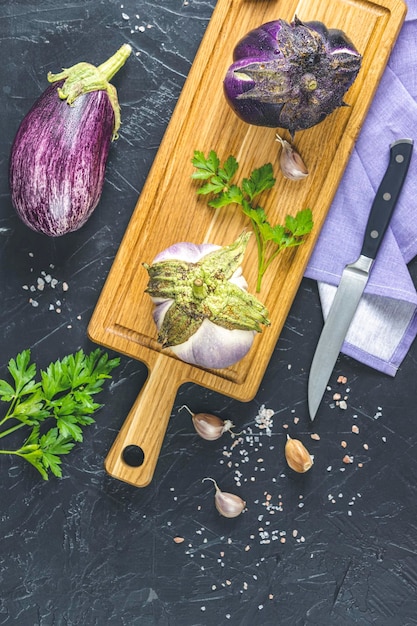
[193,412,228,440]
[285,435,313,473]
[276,134,308,181]
[203,477,246,518]
[179,405,237,440]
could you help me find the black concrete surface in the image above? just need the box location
[1,2,417,625]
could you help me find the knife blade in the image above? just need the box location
[308,138,414,421]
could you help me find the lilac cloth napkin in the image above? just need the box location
[305,8,417,376]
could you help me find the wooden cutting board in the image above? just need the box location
[88,0,407,487]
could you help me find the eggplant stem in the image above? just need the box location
[97,44,132,82]
[47,44,132,139]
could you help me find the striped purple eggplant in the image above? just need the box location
[9,44,131,236]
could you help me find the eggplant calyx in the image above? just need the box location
[47,43,132,140]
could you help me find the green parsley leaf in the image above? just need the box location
[0,349,119,479]
[192,150,314,291]
[7,350,39,397]
[208,185,243,208]
[285,208,314,237]
[191,150,220,179]
[218,155,239,183]
[242,164,275,201]
[0,380,16,403]
[197,179,226,196]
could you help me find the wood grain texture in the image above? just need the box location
[88,0,407,486]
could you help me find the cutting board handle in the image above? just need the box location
[104,356,185,487]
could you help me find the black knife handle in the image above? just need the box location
[361,138,413,259]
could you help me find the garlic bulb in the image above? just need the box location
[276,134,308,181]
[203,477,246,518]
[285,435,314,473]
[179,405,236,440]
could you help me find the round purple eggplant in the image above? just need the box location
[223,17,362,136]
[9,44,131,236]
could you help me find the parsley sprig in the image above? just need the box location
[192,150,313,291]
[0,348,119,479]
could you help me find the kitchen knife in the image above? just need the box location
[308,138,414,421]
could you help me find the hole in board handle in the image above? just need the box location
[122,444,145,467]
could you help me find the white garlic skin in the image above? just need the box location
[285,435,314,473]
[214,489,246,518]
[203,477,246,518]
[276,134,308,181]
[193,412,224,440]
[193,414,235,440]
[179,405,236,441]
